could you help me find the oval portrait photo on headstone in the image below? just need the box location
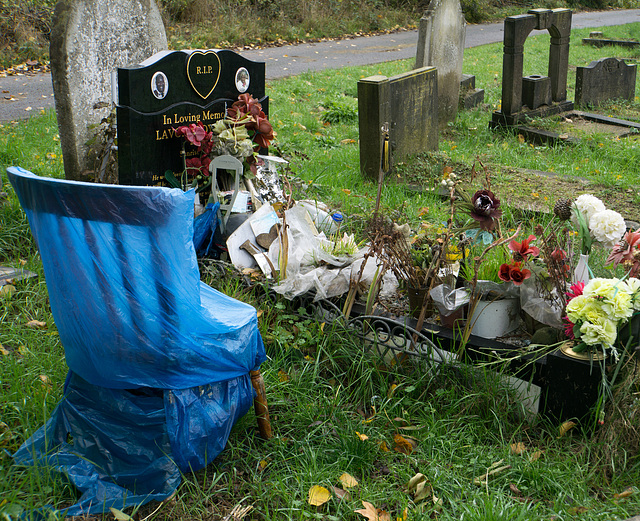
[151,71,168,100]
[236,67,250,93]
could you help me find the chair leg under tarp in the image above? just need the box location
[250,369,272,439]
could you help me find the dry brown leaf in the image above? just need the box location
[509,483,522,496]
[529,450,544,462]
[26,320,46,329]
[39,374,51,386]
[510,442,526,455]
[339,472,359,488]
[340,138,357,144]
[559,421,576,437]
[393,434,416,454]
[355,501,390,521]
[355,501,379,521]
[418,207,429,217]
[333,486,351,502]
[308,485,330,506]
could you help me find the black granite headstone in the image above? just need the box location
[117,49,266,189]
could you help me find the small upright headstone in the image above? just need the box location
[358,67,438,179]
[415,0,466,128]
[116,50,266,191]
[50,0,167,180]
[575,57,637,108]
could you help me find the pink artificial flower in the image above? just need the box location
[563,317,575,340]
[566,281,584,301]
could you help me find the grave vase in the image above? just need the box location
[573,254,590,285]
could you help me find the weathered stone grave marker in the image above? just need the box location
[490,8,573,128]
[116,49,266,191]
[358,68,438,179]
[575,57,637,108]
[415,0,466,128]
[50,0,167,180]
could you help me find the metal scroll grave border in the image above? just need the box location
[304,297,604,424]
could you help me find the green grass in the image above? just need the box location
[2,21,640,521]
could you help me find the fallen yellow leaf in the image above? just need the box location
[355,431,369,441]
[308,485,330,506]
[559,421,576,437]
[418,207,429,217]
[614,487,635,500]
[393,434,416,454]
[278,370,289,382]
[529,450,544,462]
[339,472,359,488]
[379,441,390,452]
[258,459,270,471]
[26,320,46,329]
[510,442,526,455]
[0,285,16,298]
[0,344,9,356]
[342,189,352,195]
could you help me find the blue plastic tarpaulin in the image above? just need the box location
[8,166,266,516]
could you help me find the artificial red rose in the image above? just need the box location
[509,264,531,285]
[470,190,502,231]
[253,115,275,149]
[498,263,512,282]
[509,234,540,261]
[185,155,211,177]
[229,93,263,119]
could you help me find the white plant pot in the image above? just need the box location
[469,297,520,339]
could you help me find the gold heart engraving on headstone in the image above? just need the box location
[186,51,221,99]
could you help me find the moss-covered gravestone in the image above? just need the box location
[50,0,167,181]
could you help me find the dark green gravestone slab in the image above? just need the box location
[117,49,267,188]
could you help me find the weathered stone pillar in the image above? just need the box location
[415,0,465,128]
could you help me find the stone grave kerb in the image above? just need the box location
[493,8,573,126]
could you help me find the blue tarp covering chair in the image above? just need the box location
[7,166,271,516]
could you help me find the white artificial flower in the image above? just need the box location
[571,194,606,227]
[589,209,626,249]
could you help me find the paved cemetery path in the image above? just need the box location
[1,8,639,122]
